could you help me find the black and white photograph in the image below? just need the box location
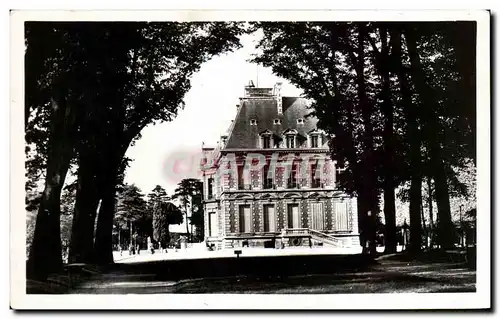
[9,9,491,310]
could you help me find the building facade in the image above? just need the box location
[201,82,360,250]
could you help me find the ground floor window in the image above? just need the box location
[335,201,349,231]
[310,202,325,231]
[208,212,217,237]
[287,203,300,228]
[263,204,276,232]
[239,204,252,233]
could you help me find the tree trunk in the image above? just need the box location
[421,200,427,249]
[93,180,117,264]
[405,26,454,250]
[427,177,435,248]
[377,26,397,254]
[355,24,378,255]
[93,147,124,264]
[69,159,100,263]
[27,168,68,279]
[432,156,455,249]
[27,96,76,280]
[185,202,190,242]
[392,26,424,254]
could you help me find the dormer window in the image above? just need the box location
[297,118,304,125]
[274,119,281,125]
[250,119,257,126]
[284,129,298,149]
[262,136,271,148]
[311,135,319,148]
[308,129,322,148]
[260,130,272,149]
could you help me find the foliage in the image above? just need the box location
[252,22,476,251]
[115,184,148,236]
[172,178,203,240]
[152,201,183,246]
[190,192,205,241]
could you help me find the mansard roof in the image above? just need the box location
[225,96,318,149]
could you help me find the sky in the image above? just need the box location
[124,32,303,195]
[123,32,303,231]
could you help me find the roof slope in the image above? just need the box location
[224,97,318,149]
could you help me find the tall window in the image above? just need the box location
[286,135,295,148]
[287,162,298,188]
[263,164,273,189]
[208,212,217,236]
[263,204,276,232]
[237,165,245,190]
[262,135,271,148]
[207,177,214,199]
[239,204,252,233]
[287,204,300,229]
[311,162,321,188]
[335,202,349,231]
[311,202,325,231]
[311,135,319,148]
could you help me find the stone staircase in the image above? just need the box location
[281,228,345,248]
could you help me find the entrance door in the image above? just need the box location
[239,204,252,233]
[263,204,276,232]
[287,204,300,228]
[311,202,324,231]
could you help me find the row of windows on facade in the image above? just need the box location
[207,202,349,236]
[206,162,327,198]
[260,134,321,149]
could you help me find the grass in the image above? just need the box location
[29,250,476,294]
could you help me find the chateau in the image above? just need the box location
[200,81,360,250]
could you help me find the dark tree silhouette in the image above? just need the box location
[26,22,246,277]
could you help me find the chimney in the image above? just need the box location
[274,82,283,114]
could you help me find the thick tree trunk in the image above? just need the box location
[432,156,455,249]
[93,148,124,264]
[27,168,68,279]
[69,159,100,263]
[355,24,378,255]
[383,187,397,253]
[377,26,397,254]
[27,96,76,280]
[392,26,424,254]
[93,180,117,264]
